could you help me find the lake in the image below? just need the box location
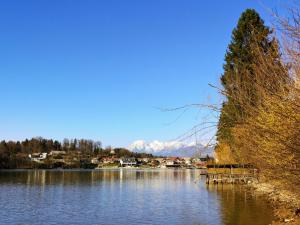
[0,169,274,225]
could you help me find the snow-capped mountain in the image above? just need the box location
[128,140,213,157]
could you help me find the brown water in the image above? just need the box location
[0,169,274,225]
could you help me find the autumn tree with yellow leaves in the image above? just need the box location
[215,7,300,194]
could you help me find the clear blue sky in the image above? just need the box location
[0,0,284,147]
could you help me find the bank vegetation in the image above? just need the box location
[214,5,300,216]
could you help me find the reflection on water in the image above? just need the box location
[207,185,273,225]
[0,169,273,225]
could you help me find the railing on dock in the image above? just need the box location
[206,164,258,184]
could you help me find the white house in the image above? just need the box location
[165,157,181,168]
[183,157,192,166]
[119,158,137,167]
[49,151,66,156]
[110,149,115,155]
[91,158,100,164]
[29,152,47,162]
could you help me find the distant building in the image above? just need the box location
[91,158,100,164]
[120,158,137,167]
[140,158,150,163]
[183,157,192,166]
[28,152,47,162]
[110,149,115,155]
[165,157,181,167]
[192,157,208,168]
[49,151,66,156]
[101,157,117,164]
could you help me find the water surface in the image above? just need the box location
[0,169,273,225]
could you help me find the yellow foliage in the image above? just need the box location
[216,9,300,194]
[214,142,237,164]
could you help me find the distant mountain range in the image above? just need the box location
[128,140,214,157]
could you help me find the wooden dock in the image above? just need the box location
[206,164,258,184]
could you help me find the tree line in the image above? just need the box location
[0,137,153,169]
[0,137,102,154]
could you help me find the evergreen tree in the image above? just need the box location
[216,9,281,145]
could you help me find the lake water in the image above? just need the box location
[0,169,274,225]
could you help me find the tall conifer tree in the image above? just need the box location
[217,9,281,145]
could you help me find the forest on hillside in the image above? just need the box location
[0,137,153,169]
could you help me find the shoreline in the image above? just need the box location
[247,181,300,225]
[0,167,205,171]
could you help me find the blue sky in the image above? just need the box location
[0,0,285,147]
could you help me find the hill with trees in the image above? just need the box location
[0,137,153,169]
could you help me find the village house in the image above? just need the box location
[139,158,150,163]
[49,150,67,156]
[191,157,209,168]
[110,149,115,155]
[91,158,100,164]
[119,157,137,167]
[136,158,150,165]
[28,152,47,162]
[183,157,192,166]
[165,157,182,167]
[101,157,118,164]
